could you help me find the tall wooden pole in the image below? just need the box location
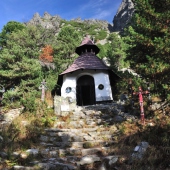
[0,85,5,114]
[133,87,149,124]
[39,79,47,101]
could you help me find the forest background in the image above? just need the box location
[0,0,169,111]
[0,0,169,169]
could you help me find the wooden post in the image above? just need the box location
[128,78,134,108]
[39,79,47,101]
[0,85,5,114]
[133,87,149,124]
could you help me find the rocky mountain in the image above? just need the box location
[26,12,62,30]
[112,0,135,32]
[26,0,134,33]
[26,12,113,33]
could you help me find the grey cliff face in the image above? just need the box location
[112,0,134,32]
[27,12,113,32]
[26,1,134,33]
[71,17,111,31]
[26,12,62,29]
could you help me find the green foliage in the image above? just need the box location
[61,20,108,41]
[124,0,170,99]
[21,93,37,113]
[0,21,26,47]
[1,87,22,109]
[107,32,129,72]
[112,71,144,99]
[67,20,85,29]
[95,30,107,40]
[97,43,108,59]
[41,116,55,127]
[0,26,42,88]
[54,25,81,73]
[44,72,57,91]
[0,24,60,106]
[2,20,111,99]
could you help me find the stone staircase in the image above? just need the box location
[13,102,137,170]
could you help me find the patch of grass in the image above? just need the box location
[83,142,95,148]
[0,101,56,168]
[95,30,107,40]
[109,107,170,169]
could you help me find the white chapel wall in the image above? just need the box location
[61,70,113,102]
[94,72,113,101]
[61,74,77,99]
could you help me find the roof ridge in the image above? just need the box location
[60,52,109,75]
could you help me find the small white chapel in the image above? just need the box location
[57,35,119,106]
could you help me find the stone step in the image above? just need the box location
[38,146,112,158]
[40,140,116,149]
[40,131,114,144]
[53,120,97,129]
[24,146,113,159]
[13,154,120,170]
[44,127,115,134]
[69,146,112,156]
[69,114,102,120]
[56,112,103,121]
[2,102,129,170]
[44,127,101,134]
[13,161,76,170]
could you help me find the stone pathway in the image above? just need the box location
[1,103,138,170]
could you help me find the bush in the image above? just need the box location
[2,90,16,103]
[21,93,37,113]
[2,87,22,109]
[95,30,107,40]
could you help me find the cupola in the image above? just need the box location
[75,35,100,55]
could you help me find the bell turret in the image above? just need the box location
[75,35,100,55]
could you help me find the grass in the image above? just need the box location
[109,106,170,169]
[0,96,170,169]
[0,100,56,169]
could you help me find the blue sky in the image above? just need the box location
[0,0,122,31]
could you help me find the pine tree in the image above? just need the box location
[125,0,170,97]
[0,26,43,93]
[53,26,81,73]
[107,33,128,72]
[0,21,25,47]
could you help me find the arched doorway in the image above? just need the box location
[76,75,96,106]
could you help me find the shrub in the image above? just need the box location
[2,87,21,104]
[95,30,107,40]
[21,93,37,113]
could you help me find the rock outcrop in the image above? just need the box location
[112,0,135,32]
[26,12,62,29]
[26,1,134,33]
[26,12,113,32]
[71,17,112,32]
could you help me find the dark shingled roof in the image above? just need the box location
[57,35,121,88]
[80,36,94,45]
[75,36,100,55]
[60,52,109,75]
